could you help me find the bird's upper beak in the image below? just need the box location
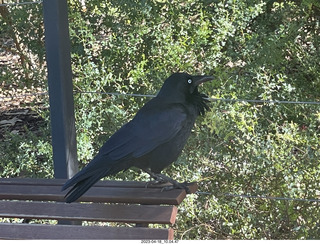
[189,75,214,94]
[193,75,214,86]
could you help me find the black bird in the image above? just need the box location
[62,72,213,203]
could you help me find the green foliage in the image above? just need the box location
[1,0,320,239]
[0,3,45,85]
[0,130,53,178]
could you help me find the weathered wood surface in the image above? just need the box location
[0,178,197,240]
[0,200,178,224]
[0,178,198,205]
[0,223,174,240]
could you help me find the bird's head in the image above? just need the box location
[157,72,214,101]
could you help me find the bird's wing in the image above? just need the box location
[98,103,187,160]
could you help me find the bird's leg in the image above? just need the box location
[155,173,191,194]
[142,168,191,194]
[142,168,168,187]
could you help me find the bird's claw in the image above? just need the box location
[160,181,191,194]
[142,169,191,194]
[144,178,168,188]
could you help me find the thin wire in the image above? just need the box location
[77,91,156,98]
[1,90,320,106]
[0,1,42,7]
[77,91,320,105]
[196,191,320,203]
[208,97,320,105]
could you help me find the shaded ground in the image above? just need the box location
[0,83,47,140]
[0,107,46,140]
[0,35,47,140]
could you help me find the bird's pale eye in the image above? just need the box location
[187,79,192,84]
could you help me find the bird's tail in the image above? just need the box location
[61,157,124,203]
[62,169,107,203]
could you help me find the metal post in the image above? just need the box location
[43,0,78,179]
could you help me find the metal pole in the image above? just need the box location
[43,0,78,179]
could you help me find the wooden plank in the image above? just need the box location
[0,178,198,193]
[0,223,174,240]
[0,178,198,192]
[0,184,181,205]
[0,178,154,188]
[0,201,178,224]
[0,180,197,205]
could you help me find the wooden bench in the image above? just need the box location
[0,178,197,240]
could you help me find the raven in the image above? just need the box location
[62,72,213,203]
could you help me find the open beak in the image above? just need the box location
[189,75,214,94]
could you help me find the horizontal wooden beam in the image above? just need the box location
[0,223,174,240]
[0,201,178,225]
[0,178,198,205]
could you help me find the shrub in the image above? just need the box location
[0,0,319,239]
